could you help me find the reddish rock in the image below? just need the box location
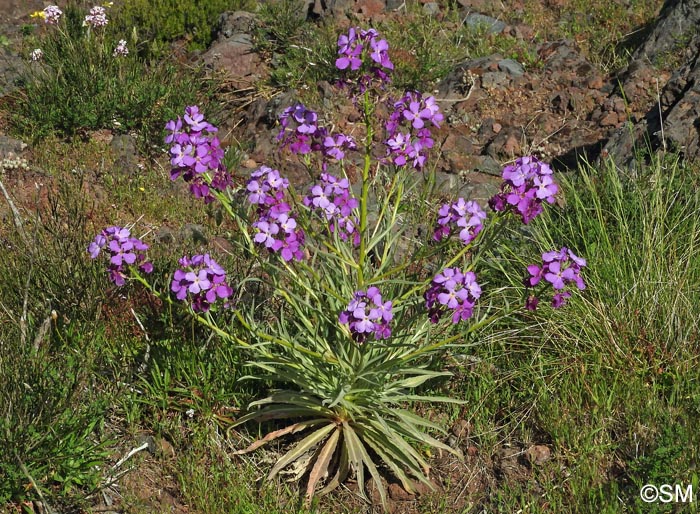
[388,482,415,501]
[503,134,521,155]
[526,444,552,466]
[587,75,604,89]
[599,112,619,127]
[202,35,267,89]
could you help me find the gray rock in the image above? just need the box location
[464,13,506,34]
[481,71,508,89]
[215,11,257,40]
[201,33,267,88]
[498,58,525,77]
[110,134,138,173]
[0,135,26,158]
[0,46,27,97]
[423,2,440,16]
[628,0,700,65]
[437,55,502,98]
[433,171,473,196]
[181,224,208,245]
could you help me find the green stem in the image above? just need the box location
[128,267,335,362]
[358,90,374,288]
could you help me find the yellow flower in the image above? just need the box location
[103,1,114,7]
[30,10,46,19]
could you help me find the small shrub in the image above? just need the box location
[112,0,256,59]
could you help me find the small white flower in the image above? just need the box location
[113,39,128,57]
[30,48,43,62]
[43,5,63,25]
[186,408,195,418]
[84,6,108,27]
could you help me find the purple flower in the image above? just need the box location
[43,5,63,25]
[165,107,231,202]
[171,254,233,312]
[113,40,128,57]
[88,226,152,285]
[524,247,586,310]
[425,268,480,324]
[247,168,306,261]
[489,156,558,224]
[340,287,393,343]
[384,93,441,170]
[433,199,486,245]
[335,27,393,90]
[304,173,360,245]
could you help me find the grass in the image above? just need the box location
[469,156,700,511]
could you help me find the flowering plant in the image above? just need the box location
[89,27,585,509]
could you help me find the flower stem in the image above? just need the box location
[358,90,374,288]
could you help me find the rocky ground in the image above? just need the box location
[0,0,680,201]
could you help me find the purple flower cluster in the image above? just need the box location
[247,166,305,261]
[336,27,394,90]
[88,226,153,286]
[425,268,481,324]
[433,198,487,245]
[84,6,108,27]
[303,173,360,245]
[385,92,443,170]
[489,156,558,224]
[525,247,586,310]
[165,106,232,203]
[339,287,393,343]
[277,104,319,155]
[171,254,234,313]
[277,104,356,167]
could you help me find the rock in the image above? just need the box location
[604,3,700,165]
[587,75,604,89]
[628,0,700,65]
[202,33,267,88]
[525,444,552,466]
[215,10,257,39]
[494,447,531,482]
[388,482,414,501]
[0,135,27,158]
[156,227,176,245]
[0,46,26,97]
[481,71,508,89]
[464,13,506,34]
[110,134,138,173]
[498,58,525,77]
[311,0,385,19]
[423,2,440,16]
[451,419,471,438]
[181,224,208,245]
